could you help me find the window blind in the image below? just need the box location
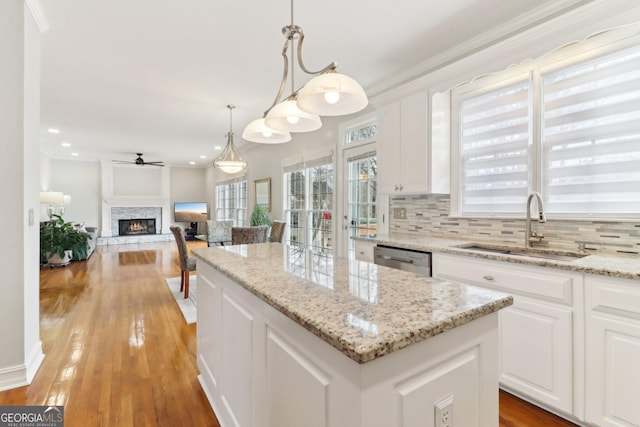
[459,80,531,214]
[542,45,640,214]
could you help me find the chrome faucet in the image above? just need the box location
[526,191,546,248]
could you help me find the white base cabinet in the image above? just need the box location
[433,253,584,419]
[197,260,502,427]
[585,275,640,427]
[353,239,376,263]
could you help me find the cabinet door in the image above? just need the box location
[398,91,429,194]
[376,101,401,194]
[433,253,578,416]
[354,239,375,263]
[586,276,640,427]
[499,298,573,414]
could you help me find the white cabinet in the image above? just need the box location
[376,90,450,195]
[585,275,640,427]
[433,253,583,418]
[354,239,376,263]
[377,91,429,194]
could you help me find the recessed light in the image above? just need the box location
[214,146,222,150]
[71,152,79,157]
[61,142,71,147]
[189,161,196,165]
[48,128,60,134]
[200,155,207,159]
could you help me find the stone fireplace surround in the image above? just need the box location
[111,207,161,236]
[99,195,173,245]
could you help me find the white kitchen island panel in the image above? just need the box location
[195,244,512,427]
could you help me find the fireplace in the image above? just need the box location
[119,219,157,236]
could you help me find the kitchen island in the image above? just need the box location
[193,243,513,427]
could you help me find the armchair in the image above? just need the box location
[205,220,233,246]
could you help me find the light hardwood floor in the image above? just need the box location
[0,241,577,427]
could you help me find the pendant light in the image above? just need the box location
[243,0,367,142]
[242,118,291,144]
[214,105,248,174]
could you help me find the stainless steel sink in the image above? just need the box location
[456,244,588,262]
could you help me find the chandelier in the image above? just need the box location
[213,105,248,174]
[242,0,368,144]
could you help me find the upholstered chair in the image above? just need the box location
[268,220,285,243]
[205,220,233,246]
[231,225,269,245]
[170,226,196,298]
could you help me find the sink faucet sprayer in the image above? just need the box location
[526,191,546,248]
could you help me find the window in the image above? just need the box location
[215,178,247,226]
[454,36,640,217]
[345,123,377,145]
[284,156,334,252]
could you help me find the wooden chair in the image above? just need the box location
[231,225,269,245]
[170,226,196,298]
[268,220,285,243]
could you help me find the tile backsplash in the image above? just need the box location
[390,194,640,256]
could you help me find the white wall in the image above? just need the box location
[113,166,162,196]
[49,159,101,227]
[0,1,44,390]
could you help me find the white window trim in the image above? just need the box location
[450,23,640,220]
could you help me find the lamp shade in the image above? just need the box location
[297,72,368,116]
[39,191,64,205]
[242,118,292,144]
[213,132,247,174]
[63,194,72,205]
[265,99,322,133]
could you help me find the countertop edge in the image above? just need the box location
[193,248,513,364]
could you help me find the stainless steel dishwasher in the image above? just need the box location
[373,245,432,276]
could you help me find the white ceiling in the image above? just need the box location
[37,0,589,167]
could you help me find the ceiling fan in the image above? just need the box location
[113,153,165,167]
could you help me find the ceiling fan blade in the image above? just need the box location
[144,162,165,167]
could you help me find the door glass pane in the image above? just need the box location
[347,155,377,256]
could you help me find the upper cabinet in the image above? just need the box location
[376,90,450,195]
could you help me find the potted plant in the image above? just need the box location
[40,214,91,265]
[250,205,272,227]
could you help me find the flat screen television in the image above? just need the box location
[174,202,208,223]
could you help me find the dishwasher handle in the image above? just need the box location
[380,255,414,264]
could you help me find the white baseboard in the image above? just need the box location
[0,341,45,392]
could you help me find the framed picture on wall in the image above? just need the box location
[254,177,271,212]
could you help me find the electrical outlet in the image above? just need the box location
[435,395,454,427]
[393,207,407,219]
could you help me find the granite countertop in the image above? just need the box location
[356,234,640,280]
[193,243,512,364]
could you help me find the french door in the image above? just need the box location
[342,145,377,257]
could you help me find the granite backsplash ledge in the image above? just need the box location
[390,194,640,256]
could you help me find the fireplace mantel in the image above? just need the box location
[104,196,169,207]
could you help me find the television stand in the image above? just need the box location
[185,222,198,240]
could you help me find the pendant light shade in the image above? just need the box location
[214,105,248,174]
[242,118,291,144]
[265,98,322,133]
[245,0,367,142]
[296,72,368,116]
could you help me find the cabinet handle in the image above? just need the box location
[483,275,494,281]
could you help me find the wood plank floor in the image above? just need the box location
[0,241,577,426]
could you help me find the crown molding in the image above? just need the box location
[368,0,640,106]
[25,0,49,34]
